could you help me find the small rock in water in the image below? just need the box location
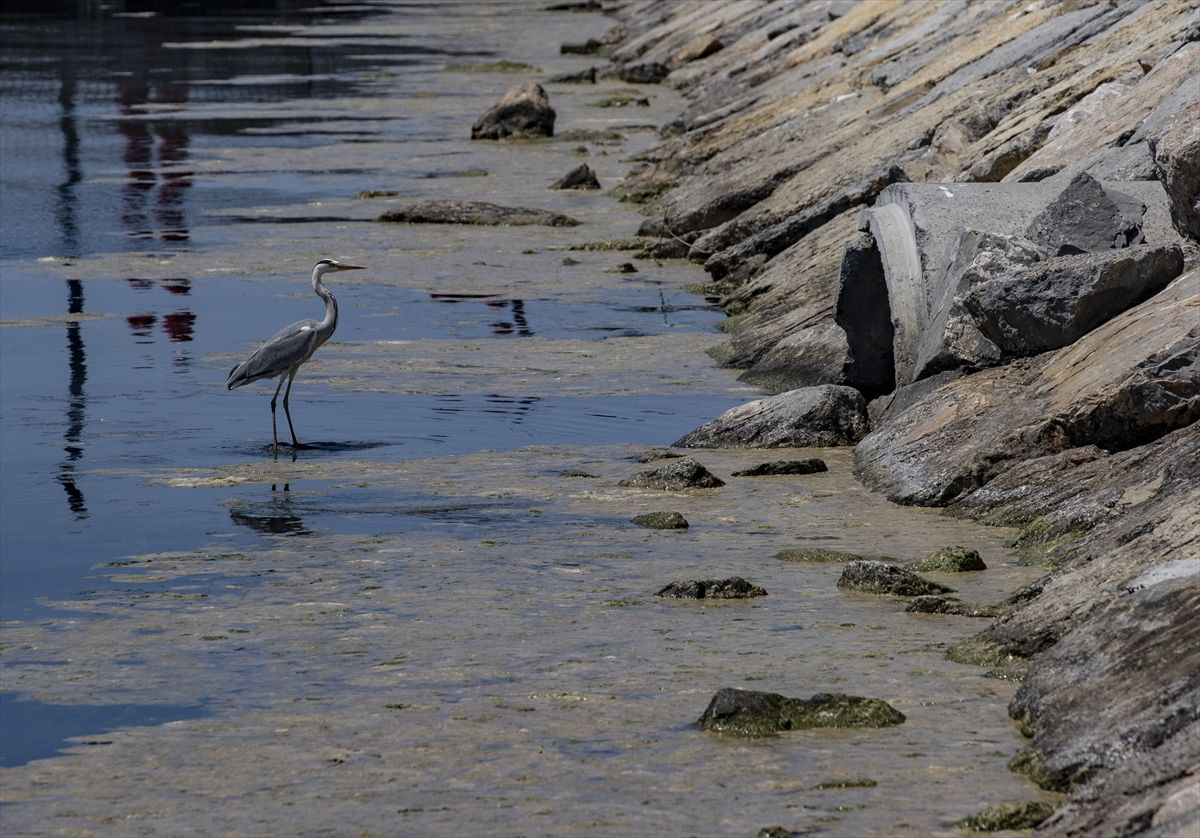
[548,66,597,84]
[909,546,987,572]
[731,458,828,477]
[606,261,638,274]
[632,511,689,529]
[551,163,600,190]
[356,189,401,199]
[635,448,683,463]
[837,560,955,596]
[619,456,724,490]
[471,80,556,140]
[906,595,999,618]
[955,801,1055,831]
[560,468,597,478]
[694,687,905,736]
[378,200,578,227]
[656,577,765,599]
[775,547,888,563]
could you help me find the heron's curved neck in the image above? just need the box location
[312,270,338,338]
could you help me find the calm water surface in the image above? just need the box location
[0,3,1050,834]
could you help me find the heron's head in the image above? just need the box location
[314,258,366,275]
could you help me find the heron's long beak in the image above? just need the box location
[334,263,366,271]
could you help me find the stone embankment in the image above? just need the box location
[569,1,1197,834]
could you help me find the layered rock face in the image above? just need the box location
[600,1,1200,834]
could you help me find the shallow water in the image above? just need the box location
[0,2,1052,834]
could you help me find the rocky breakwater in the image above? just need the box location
[598,1,1200,834]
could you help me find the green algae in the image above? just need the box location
[956,800,1055,831]
[908,546,986,572]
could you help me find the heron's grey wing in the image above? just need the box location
[226,320,320,388]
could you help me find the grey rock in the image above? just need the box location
[776,548,892,564]
[547,66,597,84]
[964,244,1184,357]
[471,81,555,140]
[674,385,868,449]
[837,560,955,597]
[632,511,689,530]
[694,687,905,736]
[619,456,725,490]
[913,229,1043,381]
[736,321,851,395]
[955,801,1055,831]
[635,448,683,463]
[377,200,578,227]
[560,38,605,56]
[1152,99,1200,239]
[730,458,828,477]
[656,577,765,599]
[868,369,963,428]
[909,546,987,573]
[551,163,600,190]
[1025,172,1145,256]
[835,232,895,398]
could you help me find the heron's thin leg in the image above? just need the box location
[282,366,302,448]
[269,375,287,452]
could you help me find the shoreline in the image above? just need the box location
[594,1,1199,835]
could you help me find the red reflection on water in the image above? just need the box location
[162,312,196,343]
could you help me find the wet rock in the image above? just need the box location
[757,828,802,838]
[605,262,637,274]
[471,81,555,140]
[837,561,954,597]
[377,200,578,227]
[909,546,986,573]
[560,469,597,478]
[632,511,688,530]
[730,458,828,477]
[906,596,999,618]
[618,61,669,84]
[955,801,1055,832]
[776,548,892,564]
[964,244,1184,358]
[635,448,682,463]
[656,577,765,599]
[619,456,725,490]
[560,38,605,56]
[550,163,600,190]
[673,385,868,449]
[1025,172,1145,256]
[356,189,401,199]
[547,66,597,84]
[694,687,905,736]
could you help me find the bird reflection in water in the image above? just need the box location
[227,484,309,536]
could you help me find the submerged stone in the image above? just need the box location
[776,548,887,563]
[909,546,987,572]
[906,596,1000,618]
[656,577,765,599]
[837,560,955,596]
[632,511,689,530]
[956,800,1055,831]
[694,687,905,736]
[619,456,725,490]
[731,458,828,477]
[378,200,578,227]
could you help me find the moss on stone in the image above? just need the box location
[955,800,1055,831]
[946,636,1023,668]
[909,546,986,572]
[695,687,905,736]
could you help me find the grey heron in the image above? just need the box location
[226,258,365,451]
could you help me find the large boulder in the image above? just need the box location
[964,243,1184,358]
[674,385,868,448]
[1024,172,1146,256]
[471,81,555,140]
[855,271,1200,506]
